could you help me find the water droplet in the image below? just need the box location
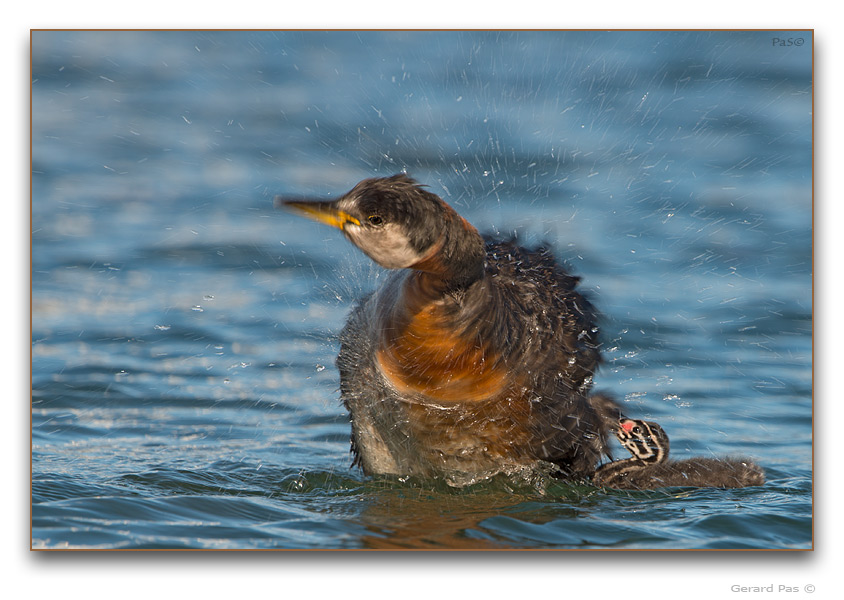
[154,324,171,331]
[315,364,326,372]
[191,305,204,312]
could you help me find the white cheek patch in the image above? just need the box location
[336,197,357,214]
[345,223,420,269]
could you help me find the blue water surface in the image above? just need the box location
[31,30,812,550]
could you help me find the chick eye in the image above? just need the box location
[367,215,384,226]
[632,427,641,434]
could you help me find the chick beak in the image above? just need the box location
[276,198,361,231]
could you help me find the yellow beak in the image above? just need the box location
[278,199,361,231]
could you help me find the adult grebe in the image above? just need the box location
[278,174,620,485]
[594,417,765,489]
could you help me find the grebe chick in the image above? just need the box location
[278,174,620,485]
[593,418,765,489]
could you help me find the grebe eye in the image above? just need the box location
[367,215,383,226]
[632,427,641,434]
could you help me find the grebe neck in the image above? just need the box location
[409,202,485,293]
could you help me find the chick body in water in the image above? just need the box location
[594,418,765,489]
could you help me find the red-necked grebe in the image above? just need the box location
[278,174,620,485]
[594,417,765,489]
